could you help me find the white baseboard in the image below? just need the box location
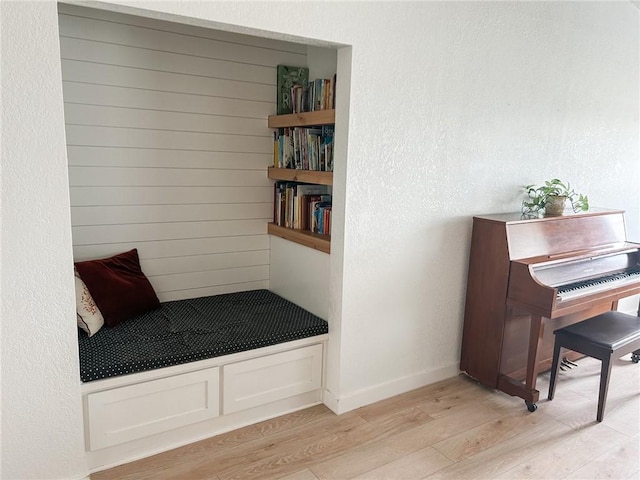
[322,362,460,415]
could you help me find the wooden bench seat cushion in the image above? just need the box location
[78,289,328,383]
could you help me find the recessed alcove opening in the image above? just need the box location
[57,3,350,470]
[58,3,350,319]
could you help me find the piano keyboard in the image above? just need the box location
[557,266,640,301]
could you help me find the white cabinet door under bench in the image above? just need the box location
[223,343,323,414]
[82,337,327,473]
[87,367,220,450]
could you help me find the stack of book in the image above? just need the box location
[273,126,334,171]
[274,182,332,235]
[276,65,336,115]
[291,75,337,113]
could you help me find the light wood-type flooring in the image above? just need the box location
[92,355,640,480]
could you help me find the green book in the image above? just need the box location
[277,65,309,115]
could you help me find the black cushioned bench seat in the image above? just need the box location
[78,289,328,383]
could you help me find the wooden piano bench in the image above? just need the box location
[548,311,640,422]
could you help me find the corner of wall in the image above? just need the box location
[323,362,460,415]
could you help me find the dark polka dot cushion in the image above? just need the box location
[78,289,328,383]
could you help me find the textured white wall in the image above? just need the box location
[1,2,89,479]
[1,2,638,477]
[134,0,636,410]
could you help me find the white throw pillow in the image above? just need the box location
[75,268,104,336]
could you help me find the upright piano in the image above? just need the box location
[460,208,640,411]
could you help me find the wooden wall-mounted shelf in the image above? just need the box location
[268,109,335,253]
[268,109,335,128]
[267,223,330,254]
[268,167,333,186]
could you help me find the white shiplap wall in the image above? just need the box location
[58,4,308,301]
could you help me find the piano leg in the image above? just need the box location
[497,314,546,411]
[524,315,545,412]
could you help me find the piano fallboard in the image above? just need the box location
[507,243,640,318]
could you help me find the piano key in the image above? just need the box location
[557,267,640,301]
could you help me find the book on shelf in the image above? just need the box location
[290,75,337,113]
[277,65,309,115]
[272,131,279,168]
[321,125,334,172]
[273,182,331,234]
[273,126,334,171]
[313,201,332,235]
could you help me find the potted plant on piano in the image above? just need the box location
[522,178,589,217]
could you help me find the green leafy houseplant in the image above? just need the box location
[522,178,589,216]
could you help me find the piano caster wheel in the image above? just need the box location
[525,401,538,413]
[632,353,640,364]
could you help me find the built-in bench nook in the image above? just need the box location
[79,288,328,471]
[73,247,328,471]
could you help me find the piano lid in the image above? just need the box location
[473,208,628,261]
[473,207,625,225]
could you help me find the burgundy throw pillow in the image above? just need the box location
[75,249,160,327]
